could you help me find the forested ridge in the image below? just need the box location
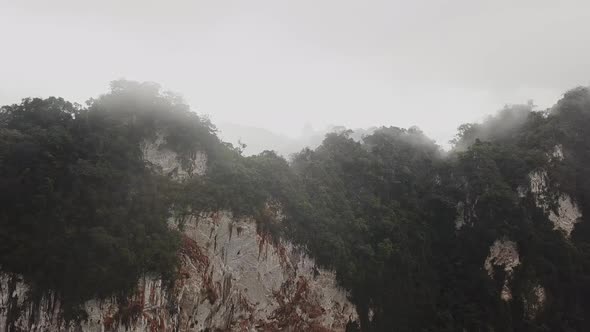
[1,81,590,331]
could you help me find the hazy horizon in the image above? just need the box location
[2,0,590,147]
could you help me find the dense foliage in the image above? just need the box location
[0,81,220,320]
[289,88,590,331]
[2,81,590,331]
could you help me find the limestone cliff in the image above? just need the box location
[0,144,357,332]
[141,134,207,180]
[528,169,582,237]
[0,211,357,331]
[484,238,520,301]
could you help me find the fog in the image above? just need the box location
[2,0,590,150]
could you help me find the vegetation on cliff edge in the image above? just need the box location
[2,81,590,331]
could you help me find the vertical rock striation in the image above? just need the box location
[0,145,357,331]
[528,169,582,237]
[0,211,357,331]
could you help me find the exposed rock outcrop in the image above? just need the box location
[141,134,207,180]
[484,239,520,301]
[528,169,582,237]
[523,284,546,319]
[0,211,356,331]
[0,140,357,331]
[550,144,564,161]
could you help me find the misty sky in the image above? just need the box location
[2,0,590,146]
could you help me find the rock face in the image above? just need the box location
[484,239,520,301]
[523,284,546,319]
[0,211,357,331]
[484,239,546,312]
[479,147,574,308]
[0,138,357,331]
[141,134,207,180]
[525,145,583,237]
[177,211,357,331]
[528,169,582,237]
[550,144,564,161]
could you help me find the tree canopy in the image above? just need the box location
[2,82,590,331]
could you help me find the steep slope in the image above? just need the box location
[0,212,356,331]
[0,81,358,331]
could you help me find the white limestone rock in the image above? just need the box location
[484,239,520,301]
[528,170,582,237]
[141,134,207,180]
[0,210,357,331]
[549,195,582,236]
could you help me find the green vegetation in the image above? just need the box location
[2,81,590,331]
[297,89,590,331]
[0,81,220,320]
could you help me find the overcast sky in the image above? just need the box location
[2,0,590,146]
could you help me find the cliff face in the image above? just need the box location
[0,145,357,332]
[0,211,356,331]
[140,134,208,180]
[484,238,520,301]
[529,169,582,237]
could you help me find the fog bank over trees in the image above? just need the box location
[217,101,540,157]
[217,122,379,157]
